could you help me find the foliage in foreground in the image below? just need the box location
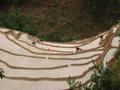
[111,49,120,79]
[0,68,5,79]
[67,64,120,90]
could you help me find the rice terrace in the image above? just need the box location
[0,0,120,90]
[0,24,119,90]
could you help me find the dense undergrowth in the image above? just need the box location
[0,0,120,42]
[112,50,120,79]
[0,7,37,35]
[67,64,120,90]
[111,30,120,80]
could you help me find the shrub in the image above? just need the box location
[37,34,49,41]
[22,25,37,35]
[67,64,120,90]
[0,0,27,8]
[3,8,26,30]
[0,68,5,79]
[0,7,37,36]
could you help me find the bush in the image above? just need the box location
[0,7,37,36]
[4,8,25,30]
[47,32,63,42]
[67,64,120,90]
[0,68,5,79]
[0,0,45,8]
[81,0,120,23]
[22,25,37,35]
[37,34,49,41]
[112,50,120,79]
[0,0,27,7]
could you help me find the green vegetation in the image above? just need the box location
[82,0,120,23]
[0,68,5,79]
[112,28,120,79]
[111,40,120,80]
[0,0,119,42]
[0,8,37,35]
[67,64,120,90]
[66,29,120,90]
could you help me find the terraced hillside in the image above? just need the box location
[0,24,120,90]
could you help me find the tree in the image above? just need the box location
[0,0,27,8]
[67,64,120,90]
[90,64,113,90]
[56,0,62,18]
[81,0,120,23]
[45,0,52,7]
